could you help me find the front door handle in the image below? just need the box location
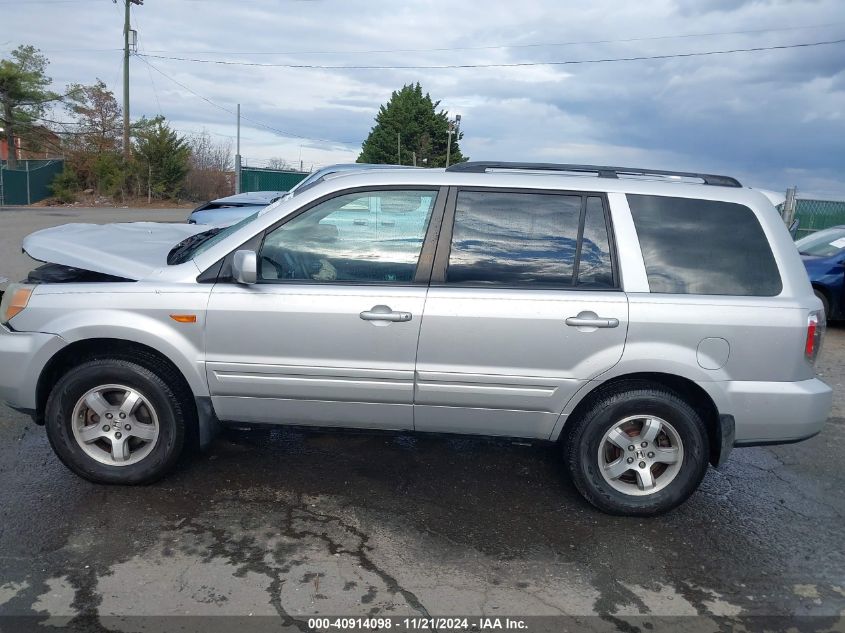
[360,305,413,323]
[565,311,619,329]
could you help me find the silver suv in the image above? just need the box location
[0,162,831,516]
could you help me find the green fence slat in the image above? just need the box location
[0,160,64,205]
[239,168,308,193]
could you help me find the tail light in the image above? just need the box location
[805,310,825,364]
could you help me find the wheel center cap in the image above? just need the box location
[636,449,645,460]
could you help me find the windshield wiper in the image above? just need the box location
[167,228,222,265]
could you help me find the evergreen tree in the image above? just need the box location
[132,116,191,199]
[0,45,59,169]
[358,83,465,167]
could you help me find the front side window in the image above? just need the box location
[628,194,782,296]
[259,190,436,283]
[446,190,614,287]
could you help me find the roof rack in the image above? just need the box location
[445,161,742,188]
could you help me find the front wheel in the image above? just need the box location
[45,358,186,484]
[564,382,709,516]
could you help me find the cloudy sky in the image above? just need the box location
[4,0,845,197]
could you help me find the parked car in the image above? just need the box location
[188,164,415,225]
[286,163,415,197]
[187,191,287,225]
[796,225,845,320]
[0,161,831,516]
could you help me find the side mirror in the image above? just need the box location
[232,250,258,284]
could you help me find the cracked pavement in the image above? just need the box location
[0,207,843,631]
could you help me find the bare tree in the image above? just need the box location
[185,130,234,201]
[266,156,292,170]
[62,79,124,194]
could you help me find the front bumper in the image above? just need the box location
[702,378,833,445]
[0,323,66,411]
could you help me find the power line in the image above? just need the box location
[134,55,357,147]
[135,37,845,70]
[139,21,845,57]
[13,22,844,58]
[11,21,844,57]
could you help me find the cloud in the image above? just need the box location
[5,0,845,196]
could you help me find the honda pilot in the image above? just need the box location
[0,162,831,516]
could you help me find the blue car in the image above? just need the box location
[796,225,845,320]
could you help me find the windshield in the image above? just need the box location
[795,227,845,257]
[168,211,261,264]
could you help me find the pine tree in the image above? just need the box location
[133,116,191,199]
[0,45,59,169]
[358,83,465,167]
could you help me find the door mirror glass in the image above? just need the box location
[232,250,258,284]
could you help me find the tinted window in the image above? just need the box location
[446,192,578,286]
[260,190,435,283]
[577,196,613,287]
[628,194,782,296]
[446,191,614,287]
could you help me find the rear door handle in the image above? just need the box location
[360,305,413,322]
[565,312,619,328]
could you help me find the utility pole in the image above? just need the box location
[235,103,242,194]
[783,186,798,227]
[445,114,461,167]
[397,132,401,165]
[120,0,143,160]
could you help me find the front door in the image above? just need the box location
[205,187,443,429]
[414,189,629,439]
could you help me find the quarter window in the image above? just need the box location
[259,190,436,283]
[446,191,614,287]
[627,194,782,296]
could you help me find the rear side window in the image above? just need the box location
[446,191,615,288]
[627,194,782,296]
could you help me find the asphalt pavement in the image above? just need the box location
[0,206,843,632]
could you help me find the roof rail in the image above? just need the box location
[445,161,742,188]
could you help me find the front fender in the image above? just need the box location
[13,288,210,398]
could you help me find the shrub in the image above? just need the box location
[49,167,79,204]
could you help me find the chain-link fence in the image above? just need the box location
[791,199,845,237]
[0,160,64,207]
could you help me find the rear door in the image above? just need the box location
[205,187,445,429]
[414,188,628,439]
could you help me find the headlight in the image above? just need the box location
[0,284,35,325]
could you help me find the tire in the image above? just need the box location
[564,381,709,516]
[45,358,186,484]
[814,289,830,322]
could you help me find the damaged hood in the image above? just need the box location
[22,222,207,280]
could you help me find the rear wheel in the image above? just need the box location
[45,358,186,484]
[564,381,709,516]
